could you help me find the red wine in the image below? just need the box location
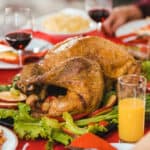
[88,9,110,22]
[5,32,32,50]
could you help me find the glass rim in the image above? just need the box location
[85,0,113,11]
[118,74,147,87]
[5,7,31,14]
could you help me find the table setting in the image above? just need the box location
[0,0,149,150]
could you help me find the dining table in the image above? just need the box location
[0,27,149,150]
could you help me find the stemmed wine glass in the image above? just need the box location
[4,7,33,68]
[85,0,112,30]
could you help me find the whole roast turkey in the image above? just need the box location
[16,36,140,117]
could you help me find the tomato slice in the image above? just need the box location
[99,121,109,127]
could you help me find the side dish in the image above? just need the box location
[0,129,6,149]
[43,12,91,34]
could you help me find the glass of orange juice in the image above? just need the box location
[118,74,147,143]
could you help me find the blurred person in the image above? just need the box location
[131,132,150,150]
[102,0,150,36]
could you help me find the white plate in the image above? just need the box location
[35,8,97,35]
[111,143,134,150]
[0,125,18,150]
[116,19,150,37]
[26,38,53,51]
[0,38,53,70]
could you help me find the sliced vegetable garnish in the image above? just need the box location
[75,107,118,126]
[0,91,26,102]
[63,112,88,135]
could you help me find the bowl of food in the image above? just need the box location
[35,8,97,43]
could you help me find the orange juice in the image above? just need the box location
[119,98,145,142]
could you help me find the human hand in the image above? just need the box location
[131,133,150,150]
[102,5,143,36]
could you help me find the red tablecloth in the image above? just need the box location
[0,30,149,150]
[0,70,149,150]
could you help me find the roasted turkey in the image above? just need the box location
[16,36,140,117]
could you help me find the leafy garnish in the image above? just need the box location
[0,84,12,92]
[75,106,118,126]
[0,103,72,145]
[63,112,88,135]
[142,60,150,81]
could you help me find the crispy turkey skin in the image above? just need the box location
[16,36,139,117]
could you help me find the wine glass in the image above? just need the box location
[85,0,112,30]
[4,7,33,68]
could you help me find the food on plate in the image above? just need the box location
[43,12,91,33]
[135,24,150,36]
[0,51,17,61]
[0,103,73,145]
[18,57,104,117]
[0,125,18,150]
[61,108,117,135]
[0,90,26,103]
[120,33,150,60]
[0,36,149,148]
[102,92,117,108]
[15,36,140,117]
[0,129,6,148]
[42,36,139,78]
[0,42,48,64]
[0,93,149,146]
[0,103,117,146]
[0,102,18,109]
[0,88,26,108]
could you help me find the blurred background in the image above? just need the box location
[0,0,137,17]
[0,0,137,34]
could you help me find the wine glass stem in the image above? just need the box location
[97,22,102,31]
[18,50,23,67]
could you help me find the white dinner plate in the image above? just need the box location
[116,19,150,37]
[0,125,18,150]
[34,8,97,35]
[0,38,53,70]
[111,143,134,150]
[26,38,53,51]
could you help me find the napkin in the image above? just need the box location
[69,133,117,150]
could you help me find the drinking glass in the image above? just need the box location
[85,0,112,30]
[118,74,147,143]
[4,7,33,68]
